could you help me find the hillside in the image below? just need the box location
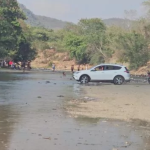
[31,49,84,71]
[19,4,131,29]
[19,4,68,30]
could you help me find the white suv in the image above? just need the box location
[73,64,130,85]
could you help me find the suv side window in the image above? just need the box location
[105,65,114,70]
[94,66,104,71]
[104,65,121,70]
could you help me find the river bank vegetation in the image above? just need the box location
[1,0,150,70]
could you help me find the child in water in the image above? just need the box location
[71,65,74,73]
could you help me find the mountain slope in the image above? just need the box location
[19,4,67,30]
[19,4,131,29]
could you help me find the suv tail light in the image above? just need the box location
[124,71,129,73]
[125,67,129,73]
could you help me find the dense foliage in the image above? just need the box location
[0,0,36,62]
[62,17,150,69]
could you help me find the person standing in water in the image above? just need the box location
[52,63,55,72]
[77,65,80,71]
[21,61,26,72]
[86,64,88,70]
[81,65,84,70]
[27,61,31,71]
[71,65,74,73]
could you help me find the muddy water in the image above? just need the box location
[0,72,149,150]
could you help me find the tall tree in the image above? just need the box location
[0,0,25,58]
[64,33,87,63]
[78,18,113,63]
[118,32,150,69]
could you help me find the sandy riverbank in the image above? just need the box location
[67,83,150,122]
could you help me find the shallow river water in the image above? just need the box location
[0,71,149,150]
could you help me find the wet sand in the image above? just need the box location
[0,72,150,150]
[67,83,150,122]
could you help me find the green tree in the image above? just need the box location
[14,38,36,62]
[64,33,88,63]
[0,0,37,62]
[78,18,114,64]
[119,32,150,69]
[0,0,25,58]
[63,18,119,64]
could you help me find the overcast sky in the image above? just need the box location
[17,0,145,23]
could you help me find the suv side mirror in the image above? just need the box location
[91,69,96,72]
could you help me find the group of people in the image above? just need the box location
[0,60,31,72]
[51,63,88,73]
[0,60,19,69]
[21,61,31,72]
[71,64,88,73]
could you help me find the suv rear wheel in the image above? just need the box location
[113,76,124,85]
[80,75,89,84]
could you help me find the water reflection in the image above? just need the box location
[0,72,149,150]
[0,105,19,150]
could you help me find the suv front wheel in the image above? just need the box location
[80,75,89,84]
[113,76,124,85]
